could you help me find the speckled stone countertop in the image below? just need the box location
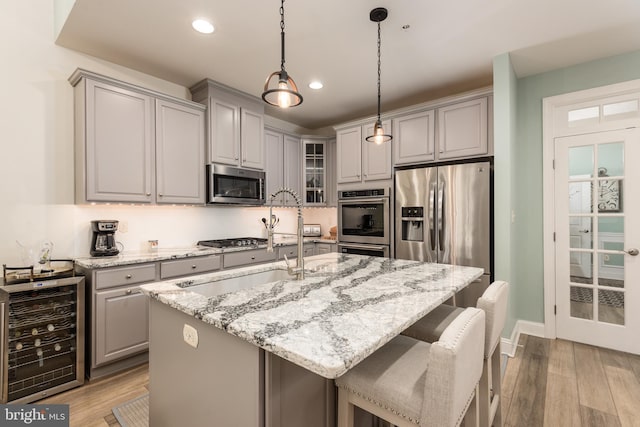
[140,253,483,379]
[74,237,337,269]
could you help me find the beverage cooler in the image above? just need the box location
[0,275,85,403]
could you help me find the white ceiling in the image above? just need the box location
[56,0,640,129]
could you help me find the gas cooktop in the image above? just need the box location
[197,237,268,248]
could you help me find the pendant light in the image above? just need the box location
[365,7,392,145]
[262,0,303,108]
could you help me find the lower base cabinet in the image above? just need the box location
[94,286,149,366]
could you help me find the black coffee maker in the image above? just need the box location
[90,220,120,257]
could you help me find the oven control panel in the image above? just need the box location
[339,188,388,199]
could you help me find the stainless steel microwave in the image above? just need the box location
[207,164,266,205]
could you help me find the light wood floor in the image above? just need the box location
[38,363,148,427]
[34,335,640,427]
[503,334,640,427]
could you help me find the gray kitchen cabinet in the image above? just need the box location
[160,255,221,279]
[362,121,393,181]
[325,138,337,207]
[437,97,488,160]
[94,285,149,367]
[265,129,301,206]
[190,79,265,170]
[303,139,326,205]
[70,69,206,204]
[336,121,391,184]
[155,99,206,204]
[336,127,361,184]
[277,244,314,260]
[75,77,154,203]
[393,110,436,165]
[315,243,336,255]
[82,263,158,379]
[223,249,277,269]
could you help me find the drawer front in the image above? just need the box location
[95,264,157,290]
[223,249,276,269]
[278,244,314,260]
[160,255,222,279]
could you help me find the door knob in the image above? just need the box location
[578,229,590,233]
[625,248,639,256]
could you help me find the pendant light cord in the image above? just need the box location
[376,21,382,122]
[280,0,286,72]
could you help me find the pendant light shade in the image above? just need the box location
[365,7,392,145]
[262,0,303,108]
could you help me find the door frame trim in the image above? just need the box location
[542,78,640,339]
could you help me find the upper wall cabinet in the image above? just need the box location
[70,69,206,204]
[393,110,435,165]
[436,97,488,160]
[265,129,301,207]
[190,79,265,170]
[391,94,492,167]
[303,139,327,206]
[155,100,206,204]
[336,120,392,184]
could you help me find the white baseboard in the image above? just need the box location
[501,320,546,358]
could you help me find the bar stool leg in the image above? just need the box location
[461,384,479,427]
[338,388,355,427]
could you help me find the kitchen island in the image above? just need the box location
[141,253,483,426]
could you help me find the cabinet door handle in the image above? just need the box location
[125,289,133,295]
[250,256,256,260]
[146,193,151,196]
[159,194,163,197]
[125,274,132,279]
[191,264,197,269]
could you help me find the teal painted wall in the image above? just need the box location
[505,50,640,329]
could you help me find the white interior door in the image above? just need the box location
[568,179,592,278]
[555,128,640,354]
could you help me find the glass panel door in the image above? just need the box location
[555,129,640,354]
[304,142,325,204]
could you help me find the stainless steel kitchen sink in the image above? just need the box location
[187,268,293,298]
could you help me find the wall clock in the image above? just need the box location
[598,168,621,212]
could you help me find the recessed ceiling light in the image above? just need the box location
[309,81,323,90]
[192,19,214,34]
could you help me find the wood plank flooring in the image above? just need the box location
[31,335,640,426]
[503,335,640,427]
[38,363,148,427]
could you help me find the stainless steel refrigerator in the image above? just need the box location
[395,161,492,307]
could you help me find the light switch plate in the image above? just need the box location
[183,324,198,348]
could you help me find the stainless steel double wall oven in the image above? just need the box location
[337,188,390,257]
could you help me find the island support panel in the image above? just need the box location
[149,300,264,427]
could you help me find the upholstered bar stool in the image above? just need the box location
[402,281,509,427]
[335,307,486,427]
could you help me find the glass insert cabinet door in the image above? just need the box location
[554,128,640,354]
[304,141,325,204]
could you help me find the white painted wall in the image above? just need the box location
[0,2,335,264]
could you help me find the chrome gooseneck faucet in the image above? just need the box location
[265,188,304,280]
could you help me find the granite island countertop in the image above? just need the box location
[74,237,337,269]
[140,253,483,379]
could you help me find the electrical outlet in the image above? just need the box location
[183,324,198,348]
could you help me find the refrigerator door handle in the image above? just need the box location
[438,181,445,251]
[429,183,436,250]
